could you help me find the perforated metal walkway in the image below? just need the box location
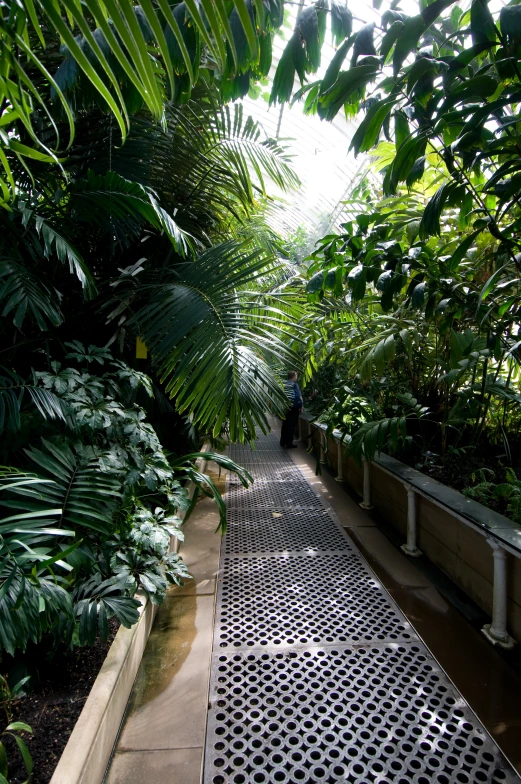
[203,431,519,784]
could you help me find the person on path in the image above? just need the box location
[280,370,303,448]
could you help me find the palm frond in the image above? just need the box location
[132,240,303,440]
[6,440,121,534]
[70,170,192,255]
[1,1,285,207]
[0,470,76,655]
[0,367,70,432]
[0,258,63,330]
[66,96,299,244]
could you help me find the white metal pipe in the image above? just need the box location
[335,440,344,482]
[482,540,515,649]
[401,487,422,557]
[359,458,373,510]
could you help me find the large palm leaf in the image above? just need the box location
[0,367,71,432]
[131,240,303,440]
[4,440,121,534]
[1,0,285,206]
[66,96,299,245]
[0,470,76,655]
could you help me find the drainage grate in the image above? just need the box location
[228,454,295,471]
[215,553,415,650]
[227,466,305,485]
[204,645,517,784]
[226,482,325,511]
[223,510,349,555]
[204,432,520,783]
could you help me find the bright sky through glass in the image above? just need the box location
[240,0,502,239]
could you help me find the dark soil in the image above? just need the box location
[4,618,119,784]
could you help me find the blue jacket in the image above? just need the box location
[284,380,303,409]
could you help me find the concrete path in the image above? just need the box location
[104,429,521,784]
[104,491,222,784]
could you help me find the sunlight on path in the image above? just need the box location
[203,431,520,784]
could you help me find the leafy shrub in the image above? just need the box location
[0,345,250,658]
[464,468,521,524]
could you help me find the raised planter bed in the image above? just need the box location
[300,413,521,649]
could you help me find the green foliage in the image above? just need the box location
[0,0,287,207]
[0,348,253,657]
[0,676,32,784]
[346,393,429,464]
[129,240,303,441]
[464,468,521,524]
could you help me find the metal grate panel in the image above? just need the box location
[204,644,518,784]
[226,482,325,511]
[204,430,520,783]
[223,509,350,555]
[231,448,286,459]
[228,454,295,470]
[228,466,305,485]
[215,553,415,650]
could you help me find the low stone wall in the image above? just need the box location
[301,416,521,644]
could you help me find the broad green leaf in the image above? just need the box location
[306,270,325,293]
[380,21,404,60]
[385,132,427,194]
[350,99,396,156]
[419,182,459,237]
[347,264,366,300]
[331,1,353,45]
[318,65,379,120]
[500,5,521,42]
[411,281,427,309]
[471,0,496,44]
[351,23,376,66]
[442,75,499,109]
[393,16,425,77]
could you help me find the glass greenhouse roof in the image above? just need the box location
[240,2,383,238]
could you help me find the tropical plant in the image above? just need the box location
[464,467,521,523]
[0,675,32,784]
[0,347,253,657]
[0,0,285,207]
